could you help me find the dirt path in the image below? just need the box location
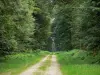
[45,55,62,75]
[19,55,62,75]
[19,55,49,75]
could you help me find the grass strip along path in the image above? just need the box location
[0,51,49,75]
[57,50,100,75]
[20,55,50,75]
[20,55,62,75]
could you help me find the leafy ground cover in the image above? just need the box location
[0,51,49,75]
[57,50,100,75]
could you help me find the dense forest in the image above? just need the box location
[0,0,51,55]
[52,0,100,52]
[0,0,100,54]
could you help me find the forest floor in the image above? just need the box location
[19,55,62,75]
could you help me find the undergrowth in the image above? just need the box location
[0,51,49,75]
[57,49,100,75]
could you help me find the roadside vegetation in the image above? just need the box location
[57,50,100,75]
[0,51,49,75]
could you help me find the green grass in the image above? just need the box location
[61,64,100,75]
[0,51,49,75]
[56,50,100,75]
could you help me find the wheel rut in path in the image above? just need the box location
[19,55,62,75]
[45,55,62,75]
[19,55,49,75]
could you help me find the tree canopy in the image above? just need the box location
[0,0,100,55]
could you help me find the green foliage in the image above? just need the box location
[33,10,51,50]
[57,50,100,64]
[0,0,35,55]
[51,5,72,51]
[51,0,100,51]
[0,0,51,55]
[57,50,100,75]
[60,64,100,75]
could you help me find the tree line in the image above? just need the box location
[0,0,100,56]
[52,0,100,52]
[0,0,51,55]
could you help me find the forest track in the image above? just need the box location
[19,55,62,75]
[19,55,49,75]
[44,55,62,75]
